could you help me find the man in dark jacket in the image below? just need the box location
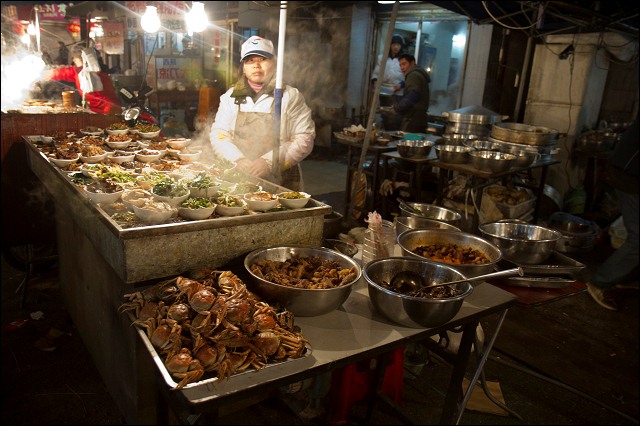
[393,53,430,133]
[587,120,639,310]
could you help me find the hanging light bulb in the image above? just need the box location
[186,2,208,33]
[141,5,161,33]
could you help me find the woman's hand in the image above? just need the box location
[237,158,271,177]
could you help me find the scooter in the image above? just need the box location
[120,83,158,127]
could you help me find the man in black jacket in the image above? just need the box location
[393,53,430,133]
[587,120,639,310]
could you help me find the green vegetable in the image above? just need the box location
[186,172,215,189]
[216,194,244,207]
[181,197,212,209]
[280,191,306,199]
[153,180,189,197]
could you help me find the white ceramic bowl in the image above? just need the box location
[80,126,103,136]
[106,128,129,136]
[133,202,177,225]
[136,149,163,163]
[215,195,247,216]
[49,155,79,168]
[121,188,153,212]
[80,152,109,164]
[178,150,202,162]
[108,152,136,164]
[244,191,278,212]
[187,185,221,198]
[83,186,124,204]
[178,205,215,220]
[152,191,190,208]
[166,138,191,149]
[138,130,161,139]
[106,139,133,150]
[277,191,311,209]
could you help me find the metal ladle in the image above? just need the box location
[390,267,524,292]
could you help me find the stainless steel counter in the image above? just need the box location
[25,136,332,283]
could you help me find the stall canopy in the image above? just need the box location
[426,1,639,40]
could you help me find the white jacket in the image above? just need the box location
[372,55,404,87]
[209,85,315,172]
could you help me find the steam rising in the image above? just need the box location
[1,45,48,112]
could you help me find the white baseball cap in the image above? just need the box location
[240,36,275,62]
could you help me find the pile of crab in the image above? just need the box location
[119,269,308,389]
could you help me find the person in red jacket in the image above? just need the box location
[47,45,121,115]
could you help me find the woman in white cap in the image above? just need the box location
[209,36,315,191]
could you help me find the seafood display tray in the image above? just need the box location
[132,317,312,390]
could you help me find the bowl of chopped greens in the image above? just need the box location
[183,172,221,198]
[151,179,190,207]
[277,191,311,209]
[178,197,215,220]
[214,194,247,216]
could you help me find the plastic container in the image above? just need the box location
[609,216,627,249]
[361,219,395,265]
[485,185,536,218]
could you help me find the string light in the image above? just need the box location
[141,5,161,33]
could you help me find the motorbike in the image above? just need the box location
[120,83,158,127]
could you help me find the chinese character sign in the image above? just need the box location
[103,22,124,55]
[156,57,202,87]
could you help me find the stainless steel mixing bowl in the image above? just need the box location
[478,221,562,264]
[364,257,473,328]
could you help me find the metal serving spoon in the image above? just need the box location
[390,267,524,292]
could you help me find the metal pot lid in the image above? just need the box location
[443,105,507,124]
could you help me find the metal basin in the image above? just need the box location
[491,122,559,146]
[398,202,462,224]
[478,221,562,264]
[394,216,461,236]
[469,150,516,173]
[364,257,473,328]
[435,145,474,164]
[397,229,502,277]
[244,246,361,316]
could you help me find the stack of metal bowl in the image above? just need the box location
[435,145,474,164]
[469,150,516,173]
[396,139,434,159]
[398,201,462,224]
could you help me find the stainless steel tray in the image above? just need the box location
[133,317,312,390]
[503,275,576,289]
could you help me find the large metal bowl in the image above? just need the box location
[479,221,563,264]
[394,216,461,236]
[434,144,474,164]
[397,229,502,277]
[396,140,434,159]
[244,246,362,316]
[398,201,462,224]
[364,257,473,328]
[469,150,516,173]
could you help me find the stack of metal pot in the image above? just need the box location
[440,105,506,145]
[488,122,559,163]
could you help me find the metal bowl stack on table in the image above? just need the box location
[364,257,473,328]
[396,139,434,159]
[244,246,362,317]
[469,150,516,173]
[394,216,461,236]
[478,221,563,264]
[434,144,474,164]
[398,201,462,224]
[442,105,507,138]
[398,229,502,277]
[491,122,559,146]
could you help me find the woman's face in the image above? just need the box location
[243,55,273,84]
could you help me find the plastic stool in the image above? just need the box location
[328,346,404,425]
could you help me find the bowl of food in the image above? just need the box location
[83,180,124,204]
[396,139,434,159]
[49,153,79,168]
[322,239,359,258]
[105,122,129,135]
[394,215,461,236]
[80,126,103,136]
[244,191,278,212]
[397,229,502,277]
[434,145,474,164]
[79,149,108,164]
[108,151,136,164]
[132,200,177,225]
[398,201,462,224]
[136,149,164,163]
[165,138,191,149]
[183,172,221,198]
[121,188,153,212]
[478,221,563,265]
[178,149,202,163]
[469,150,516,173]
[277,191,311,209]
[178,197,215,220]
[214,194,247,216]
[151,179,190,207]
[244,246,361,316]
[364,257,473,328]
[136,124,161,139]
[105,135,133,150]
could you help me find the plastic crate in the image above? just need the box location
[485,185,536,219]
